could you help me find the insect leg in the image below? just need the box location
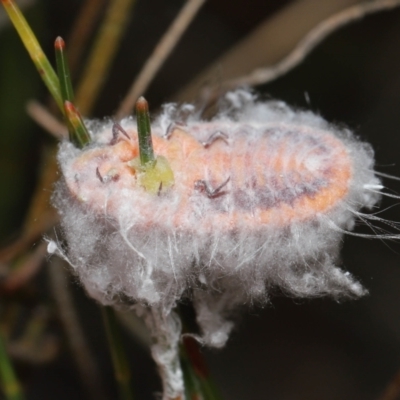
[164,121,186,139]
[110,122,130,144]
[201,131,229,148]
[194,177,230,198]
[96,167,104,183]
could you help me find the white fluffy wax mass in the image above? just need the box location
[51,91,383,348]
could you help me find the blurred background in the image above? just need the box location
[1,0,400,399]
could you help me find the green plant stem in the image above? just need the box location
[178,306,223,400]
[0,333,24,400]
[55,37,74,103]
[55,38,90,148]
[180,345,202,399]
[181,336,223,400]
[1,0,63,112]
[1,1,91,149]
[102,307,134,400]
[63,101,91,148]
[135,97,155,166]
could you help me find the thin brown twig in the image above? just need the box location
[115,0,207,119]
[48,258,107,400]
[0,214,58,265]
[26,100,67,140]
[75,0,137,116]
[222,0,400,90]
[172,0,363,103]
[66,0,107,75]
[7,306,59,364]
[0,144,59,287]
[0,241,48,294]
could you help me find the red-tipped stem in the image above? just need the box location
[135,97,155,165]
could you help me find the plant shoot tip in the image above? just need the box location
[136,97,148,112]
[64,100,74,111]
[54,36,65,49]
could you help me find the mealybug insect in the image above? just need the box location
[50,92,400,352]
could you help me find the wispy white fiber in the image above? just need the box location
[50,90,394,399]
[135,306,184,399]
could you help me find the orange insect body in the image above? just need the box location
[54,97,382,351]
[50,94,396,400]
[66,122,353,232]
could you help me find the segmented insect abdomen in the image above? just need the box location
[181,123,352,229]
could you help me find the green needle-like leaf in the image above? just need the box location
[1,0,63,112]
[55,37,74,103]
[55,37,91,148]
[102,307,134,400]
[0,333,25,400]
[64,101,91,148]
[135,97,155,166]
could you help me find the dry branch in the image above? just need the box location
[116,0,206,119]
[172,0,400,103]
[224,0,400,90]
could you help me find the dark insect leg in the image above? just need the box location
[164,121,186,139]
[110,122,130,144]
[194,177,230,198]
[96,167,104,183]
[157,182,163,196]
[201,131,228,148]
